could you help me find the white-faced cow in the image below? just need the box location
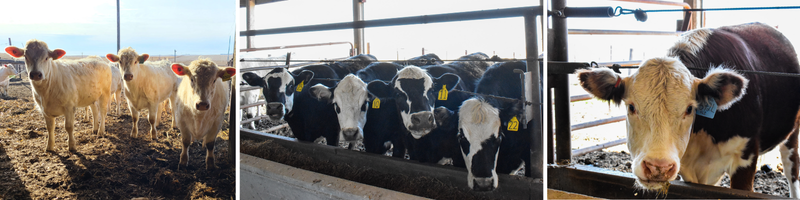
[309,74,369,148]
[458,61,530,191]
[171,58,234,170]
[578,23,800,196]
[5,39,113,152]
[367,66,460,139]
[0,64,20,97]
[107,47,180,139]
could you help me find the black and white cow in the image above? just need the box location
[422,52,496,110]
[578,23,800,196]
[241,68,313,121]
[393,53,444,67]
[354,62,407,156]
[309,74,369,148]
[457,61,530,191]
[366,66,460,139]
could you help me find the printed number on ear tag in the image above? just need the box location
[507,116,519,131]
[296,81,304,92]
[372,98,381,109]
[438,85,448,100]
[696,97,717,119]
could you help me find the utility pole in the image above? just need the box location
[116,0,120,52]
[174,50,177,63]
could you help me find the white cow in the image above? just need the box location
[0,64,20,97]
[171,58,234,170]
[5,39,113,152]
[107,47,179,139]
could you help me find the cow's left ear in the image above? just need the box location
[5,46,24,58]
[138,54,149,64]
[434,106,455,127]
[310,84,333,102]
[218,67,236,81]
[50,49,66,60]
[434,73,460,92]
[696,68,748,111]
[171,63,188,76]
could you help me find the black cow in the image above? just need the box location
[578,23,800,196]
[354,62,408,156]
[394,53,444,67]
[327,54,377,79]
[457,61,530,191]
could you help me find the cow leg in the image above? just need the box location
[204,132,218,170]
[129,104,140,137]
[781,128,800,198]
[730,151,758,191]
[65,107,77,152]
[179,132,191,170]
[149,104,160,140]
[98,95,109,136]
[89,103,100,134]
[44,115,56,152]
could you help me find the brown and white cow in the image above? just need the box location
[578,23,800,197]
[171,58,234,170]
[107,47,179,139]
[5,39,113,152]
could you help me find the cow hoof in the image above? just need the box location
[206,164,217,170]
[45,148,55,153]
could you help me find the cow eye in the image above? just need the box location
[686,105,693,115]
[334,103,341,113]
[497,133,504,144]
[628,104,636,114]
[361,101,368,111]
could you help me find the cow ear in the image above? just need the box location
[577,68,626,105]
[310,84,333,102]
[5,46,24,58]
[434,106,454,127]
[106,54,120,62]
[50,49,66,60]
[696,68,748,111]
[171,63,187,76]
[434,73,460,92]
[242,72,266,88]
[138,54,149,64]
[367,80,393,98]
[293,70,314,88]
[218,67,236,81]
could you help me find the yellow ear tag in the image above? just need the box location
[507,116,519,131]
[372,98,381,109]
[438,85,448,100]
[296,81,304,92]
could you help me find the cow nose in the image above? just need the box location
[341,128,360,141]
[472,178,496,191]
[196,102,210,111]
[124,74,133,81]
[642,159,677,181]
[29,71,42,81]
[410,112,435,127]
[266,102,284,120]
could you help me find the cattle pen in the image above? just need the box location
[547,0,797,199]
[238,1,542,199]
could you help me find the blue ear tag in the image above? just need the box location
[696,97,717,119]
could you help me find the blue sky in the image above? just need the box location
[2,0,235,56]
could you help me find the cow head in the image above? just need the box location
[106,47,149,81]
[458,98,502,191]
[577,57,748,190]
[171,58,236,111]
[5,39,65,81]
[241,68,313,121]
[366,66,460,139]
[310,74,369,142]
[1,64,19,78]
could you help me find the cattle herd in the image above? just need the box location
[4,39,234,170]
[242,52,532,191]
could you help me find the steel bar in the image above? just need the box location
[548,165,784,199]
[241,86,259,92]
[611,0,692,31]
[571,115,626,131]
[525,10,543,179]
[568,29,682,35]
[240,6,540,36]
[241,101,266,109]
[547,86,554,164]
[563,7,615,17]
[353,0,365,55]
[551,0,573,165]
[241,128,543,199]
[229,81,237,163]
[241,41,353,52]
[571,138,627,157]
[570,94,592,102]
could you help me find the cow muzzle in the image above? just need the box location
[408,112,435,134]
[472,177,496,191]
[340,128,361,142]
[196,101,210,111]
[124,74,133,81]
[29,71,43,81]
[266,102,284,121]
[641,158,678,182]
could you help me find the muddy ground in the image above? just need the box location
[0,79,235,199]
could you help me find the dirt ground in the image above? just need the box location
[0,79,235,199]
[567,76,791,198]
